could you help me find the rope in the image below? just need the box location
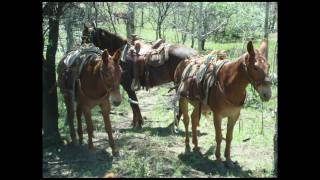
[261,100,264,135]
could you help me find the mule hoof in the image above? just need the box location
[224,160,236,168]
[185,145,191,154]
[112,151,120,157]
[193,147,203,155]
[88,144,96,151]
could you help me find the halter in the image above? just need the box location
[240,62,272,89]
[99,65,116,92]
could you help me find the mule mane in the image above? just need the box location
[96,28,127,43]
[93,58,103,75]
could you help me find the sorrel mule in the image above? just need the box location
[174,39,272,167]
[57,47,122,155]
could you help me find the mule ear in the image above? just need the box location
[91,21,96,28]
[84,22,91,29]
[102,49,110,64]
[259,38,268,57]
[113,49,122,62]
[247,41,255,56]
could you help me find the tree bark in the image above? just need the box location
[126,2,135,38]
[64,18,74,52]
[140,7,144,28]
[201,39,205,51]
[274,112,278,177]
[264,2,270,59]
[197,2,204,51]
[191,15,195,48]
[182,6,192,44]
[93,2,98,27]
[105,2,117,34]
[43,2,66,145]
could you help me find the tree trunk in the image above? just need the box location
[86,2,92,22]
[126,2,135,38]
[93,2,98,27]
[158,23,162,39]
[191,15,195,48]
[140,7,144,28]
[264,2,270,59]
[64,18,74,52]
[43,2,65,146]
[106,2,117,34]
[182,6,192,45]
[201,39,205,51]
[274,111,278,177]
[197,2,204,51]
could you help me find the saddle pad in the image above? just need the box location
[202,60,230,105]
[63,49,81,67]
[195,55,215,84]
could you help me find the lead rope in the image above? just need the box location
[261,100,264,135]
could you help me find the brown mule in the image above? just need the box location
[58,48,122,156]
[174,39,272,167]
[82,24,197,129]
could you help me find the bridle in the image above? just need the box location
[82,28,96,44]
[99,64,116,92]
[240,61,272,89]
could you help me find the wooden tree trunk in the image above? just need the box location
[274,112,278,177]
[106,2,117,34]
[126,2,135,38]
[264,2,270,59]
[191,15,195,48]
[197,2,204,51]
[201,39,205,51]
[86,2,92,22]
[140,7,144,28]
[43,2,65,145]
[64,18,74,52]
[182,6,192,45]
[93,2,99,27]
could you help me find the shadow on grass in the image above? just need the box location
[178,146,253,178]
[43,143,113,178]
[118,123,208,137]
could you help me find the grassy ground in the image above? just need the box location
[43,18,278,177]
[43,80,277,178]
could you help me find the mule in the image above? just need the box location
[174,39,272,167]
[82,23,197,129]
[57,47,122,155]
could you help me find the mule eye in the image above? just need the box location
[254,66,258,71]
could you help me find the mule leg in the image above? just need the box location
[224,112,240,166]
[180,97,191,153]
[123,84,143,129]
[100,101,119,156]
[63,94,76,144]
[83,106,94,150]
[76,104,83,145]
[213,113,223,161]
[191,102,201,153]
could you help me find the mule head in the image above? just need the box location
[82,22,96,44]
[101,48,123,106]
[244,39,272,102]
